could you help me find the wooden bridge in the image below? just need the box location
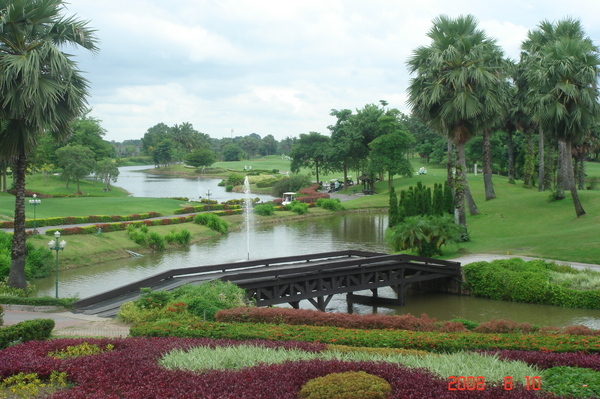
[72,250,462,317]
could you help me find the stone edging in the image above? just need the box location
[0,304,64,312]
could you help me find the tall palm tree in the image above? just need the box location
[406,14,507,226]
[0,0,98,289]
[522,18,599,217]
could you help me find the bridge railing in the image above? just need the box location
[71,250,386,309]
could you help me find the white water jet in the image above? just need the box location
[243,176,253,260]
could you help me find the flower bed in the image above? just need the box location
[130,320,600,353]
[0,337,555,399]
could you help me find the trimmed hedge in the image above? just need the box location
[130,320,600,353]
[463,258,600,309]
[0,296,77,308]
[0,319,54,350]
[1,212,162,229]
[173,204,241,215]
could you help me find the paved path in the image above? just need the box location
[2,306,130,337]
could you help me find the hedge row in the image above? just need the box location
[43,210,242,236]
[130,320,600,353]
[463,258,600,309]
[0,319,54,350]
[173,204,241,214]
[0,296,76,308]
[1,212,161,229]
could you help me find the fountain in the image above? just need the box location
[243,176,253,260]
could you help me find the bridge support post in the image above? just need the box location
[289,301,300,309]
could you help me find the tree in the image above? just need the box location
[185,148,217,168]
[289,132,330,183]
[386,215,461,257]
[368,127,414,189]
[95,158,120,191]
[522,18,599,217]
[221,143,245,161]
[67,114,115,160]
[407,14,507,226]
[55,145,96,193]
[152,139,175,167]
[0,0,98,289]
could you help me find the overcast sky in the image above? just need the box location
[64,0,600,143]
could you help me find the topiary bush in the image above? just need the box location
[193,213,229,234]
[298,371,392,399]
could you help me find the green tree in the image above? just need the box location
[388,186,399,228]
[289,131,330,183]
[184,148,217,168]
[407,15,507,226]
[95,158,120,191]
[522,18,599,217]
[152,139,175,167]
[368,118,414,189]
[0,0,98,289]
[67,114,115,160]
[221,143,245,161]
[55,145,96,192]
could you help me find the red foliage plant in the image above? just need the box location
[0,337,548,399]
[216,307,439,332]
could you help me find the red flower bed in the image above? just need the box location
[216,307,439,332]
[484,349,600,370]
[0,337,562,398]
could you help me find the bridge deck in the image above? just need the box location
[72,251,461,317]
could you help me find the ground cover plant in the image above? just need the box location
[131,320,600,353]
[118,281,249,324]
[0,336,575,399]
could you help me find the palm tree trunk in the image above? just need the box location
[482,129,496,200]
[446,138,454,189]
[538,129,545,191]
[564,141,586,217]
[555,140,567,199]
[454,142,467,226]
[7,149,28,290]
[507,129,515,184]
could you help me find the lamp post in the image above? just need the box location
[48,231,66,298]
[29,194,41,234]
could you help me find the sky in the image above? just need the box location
[64,0,600,143]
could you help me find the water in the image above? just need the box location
[243,176,252,261]
[115,165,275,202]
[32,166,600,328]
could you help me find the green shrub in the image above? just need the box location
[0,295,76,307]
[134,288,173,310]
[193,213,229,234]
[226,174,244,187]
[463,259,600,309]
[0,319,54,350]
[226,185,234,192]
[271,175,311,197]
[298,371,392,399]
[147,231,165,251]
[285,200,308,215]
[451,318,479,330]
[316,198,345,211]
[48,342,114,359]
[0,304,3,326]
[187,297,222,321]
[253,203,275,216]
[386,215,461,257]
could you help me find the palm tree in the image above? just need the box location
[0,0,98,289]
[522,18,599,217]
[406,14,508,226]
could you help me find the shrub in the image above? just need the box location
[48,342,114,359]
[316,198,345,211]
[451,318,480,330]
[193,213,229,234]
[386,215,461,257]
[226,173,245,187]
[226,185,234,192]
[285,200,309,215]
[0,319,54,350]
[0,305,3,326]
[298,371,392,399]
[147,231,165,251]
[134,288,173,310]
[254,203,275,216]
[271,175,311,197]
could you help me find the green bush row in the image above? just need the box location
[193,213,229,234]
[0,212,162,229]
[129,320,600,353]
[173,204,241,215]
[0,319,54,350]
[0,296,77,308]
[463,258,600,309]
[46,216,194,236]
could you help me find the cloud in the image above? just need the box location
[64,0,600,142]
